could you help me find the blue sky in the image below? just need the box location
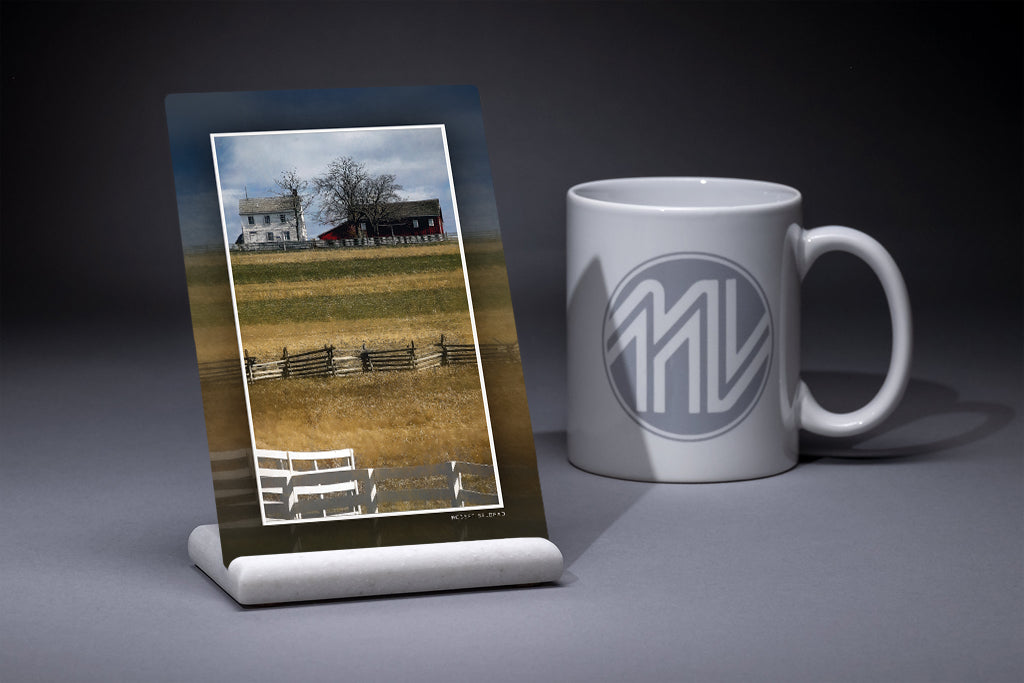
[211,125,458,241]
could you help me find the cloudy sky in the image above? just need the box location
[211,125,458,241]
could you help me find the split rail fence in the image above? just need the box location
[236,335,518,384]
[210,449,498,522]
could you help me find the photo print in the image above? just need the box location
[210,125,503,525]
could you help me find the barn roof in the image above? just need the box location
[388,198,442,219]
[239,196,299,214]
[349,199,441,220]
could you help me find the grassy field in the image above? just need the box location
[206,239,517,358]
[187,238,516,509]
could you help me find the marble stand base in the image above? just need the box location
[188,524,564,605]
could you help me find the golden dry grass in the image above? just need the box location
[246,365,493,469]
[233,270,468,301]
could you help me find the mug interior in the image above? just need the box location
[569,177,800,211]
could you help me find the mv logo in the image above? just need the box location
[603,253,773,440]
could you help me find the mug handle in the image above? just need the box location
[797,226,913,437]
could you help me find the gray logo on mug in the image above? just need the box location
[603,253,773,441]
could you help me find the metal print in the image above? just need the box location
[210,125,502,524]
[166,86,549,565]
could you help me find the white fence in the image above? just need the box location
[207,449,498,522]
[257,448,361,520]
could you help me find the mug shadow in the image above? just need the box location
[535,371,1014,569]
[799,371,1014,461]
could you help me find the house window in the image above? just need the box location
[264,215,271,224]
[283,231,290,240]
[280,214,287,223]
[267,232,274,241]
[247,216,255,225]
[428,218,435,227]
[412,219,419,228]
[249,231,256,241]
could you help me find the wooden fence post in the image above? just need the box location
[281,347,290,379]
[439,334,449,366]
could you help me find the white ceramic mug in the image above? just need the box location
[566,177,912,482]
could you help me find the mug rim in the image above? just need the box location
[567,177,802,214]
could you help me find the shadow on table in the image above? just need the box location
[531,365,1017,570]
[533,431,654,570]
[799,371,1015,461]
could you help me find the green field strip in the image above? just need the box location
[223,249,503,285]
[235,285,474,325]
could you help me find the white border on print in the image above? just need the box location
[209,123,503,526]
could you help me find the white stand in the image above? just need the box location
[188,524,563,605]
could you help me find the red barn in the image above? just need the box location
[318,199,444,240]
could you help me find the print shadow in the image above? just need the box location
[533,431,653,571]
[799,371,1015,461]
[546,256,656,568]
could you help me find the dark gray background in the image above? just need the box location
[2,2,1021,681]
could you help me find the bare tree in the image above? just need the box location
[269,168,312,240]
[362,172,403,238]
[311,157,365,228]
[311,156,403,238]
[273,168,312,210]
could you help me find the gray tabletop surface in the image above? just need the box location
[4,311,1021,682]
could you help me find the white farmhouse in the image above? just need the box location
[237,190,307,244]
